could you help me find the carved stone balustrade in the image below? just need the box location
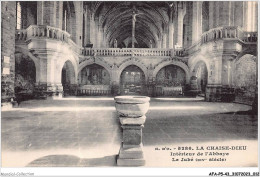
[82,48,173,57]
[15,25,257,58]
[15,29,27,40]
[26,25,71,42]
[201,26,258,44]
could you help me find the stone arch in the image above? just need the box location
[15,46,40,83]
[153,60,190,84]
[189,55,210,77]
[57,55,78,85]
[78,58,112,79]
[119,65,147,95]
[192,61,208,93]
[117,59,148,82]
[61,60,76,85]
[78,63,111,86]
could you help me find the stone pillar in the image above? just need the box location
[39,1,56,26]
[168,22,174,48]
[192,1,202,44]
[83,11,88,47]
[168,6,174,49]
[96,24,102,48]
[162,33,167,48]
[114,96,150,166]
[205,56,223,102]
[219,1,233,27]
[177,3,186,48]
[74,1,83,46]
[89,15,96,47]
[37,1,44,25]
[208,2,214,29]
[157,39,161,49]
[33,53,65,99]
[56,1,63,29]
[110,66,120,96]
[1,1,16,109]
[221,57,233,86]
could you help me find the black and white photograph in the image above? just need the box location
[1,0,258,176]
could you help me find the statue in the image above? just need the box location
[149,40,153,48]
[114,39,118,48]
[92,73,98,85]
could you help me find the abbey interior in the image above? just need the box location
[1,1,258,168]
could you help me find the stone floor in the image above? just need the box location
[1,97,258,167]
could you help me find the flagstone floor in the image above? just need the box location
[1,97,258,167]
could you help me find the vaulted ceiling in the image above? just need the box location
[84,1,173,48]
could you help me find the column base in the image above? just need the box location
[117,144,145,166]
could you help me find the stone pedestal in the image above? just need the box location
[114,96,150,166]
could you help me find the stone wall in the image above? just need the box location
[1,1,16,103]
[233,54,257,104]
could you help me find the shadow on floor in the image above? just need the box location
[27,154,117,167]
[220,110,257,116]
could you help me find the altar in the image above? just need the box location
[78,85,111,96]
[155,86,183,96]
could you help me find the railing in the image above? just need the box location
[242,32,258,43]
[201,26,257,44]
[15,29,27,40]
[15,25,257,57]
[185,40,201,55]
[82,48,173,57]
[26,25,71,43]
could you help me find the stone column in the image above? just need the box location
[74,1,83,46]
[38,1,56,26]
[56,1,63,29]
[177,2,186,48]
[192,1,202,44]
[83,10,88,47]
[110,66,119,95]
[114,96,150,166]
[205,56,222,102]
[208,2,215,29]
[157,39,162,48]
[168,6,174,49]
[168,22,174,48]
[96,24,102,48]
[162,33,167,48]
[221,57,233,86]
[89,15,96,47]
[37,1,44,25]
